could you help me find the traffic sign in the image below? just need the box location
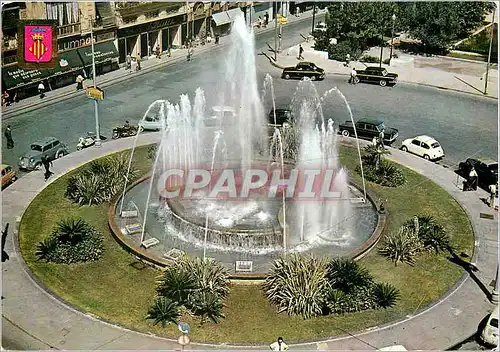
[178,322,191,334]
[86,86,104,100]
[178,334,190,346]
[277,14,288,24]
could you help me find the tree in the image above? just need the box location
[398,2,495,52]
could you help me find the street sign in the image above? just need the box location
[277,14,288,24]
[178,334,190,346]
[86,86,104,100]
[178,322,191,334]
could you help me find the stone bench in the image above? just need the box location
[142,238,160,249]
[125,223,142,234]
[121,210,138,218]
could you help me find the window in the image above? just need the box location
[53,140,60,148]
[491,318,498,328]
[30,144,42,152]
[46,2,80,26]
[378,123,386,131]
[411,140,421,146]
[43,144,52,152]
[422,143,430,150]
[431,142,440,148]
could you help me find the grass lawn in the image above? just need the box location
[19,145,474,344]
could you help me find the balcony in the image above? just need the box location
[114,2,184,17]
[58,23,81,38]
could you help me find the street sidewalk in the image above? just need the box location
[1,9,326,120]
[1,134,497,350]
[270,40,499,99]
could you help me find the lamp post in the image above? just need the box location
[484,7,496,95]
[389,14,396,66]
[90,19,101,147]
[379,32,384,68]
[311,2,317,34]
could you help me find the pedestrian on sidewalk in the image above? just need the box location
[270,337,288,351]
[155,44,161,59]
[4,125,14,149]
[130,58,137,73]
[468,167,478,191]
[38,82,45,99]
[489,183,497,208]
[215,34,220,44]
[257,16,263,28]
[126,54,132,71]
[298,44,304,60]
[264,12,269,27]
[345,53,351,67]
[76,74,84,90]
[349,67,357,84]
[41,155,53,181]
[295,7,300,17]
[378,129,385,149]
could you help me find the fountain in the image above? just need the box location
[112,15,381,275]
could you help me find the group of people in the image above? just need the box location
[1,90,19,107]
[256,13,270,28]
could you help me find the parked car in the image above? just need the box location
[268,108,294,126]
[205,106,237,127]
[458,157,498,187]
[18,137,69,171]
[338,118,399,145]
[138,112,164,131]
[355,66,398,87]
[281,62,325,81]
[401,135,445,161]
[314,22,327,32]
[481,305,499,346]
[1,164,17,189]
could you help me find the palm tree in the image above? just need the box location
[373,282,400,308]
[404,215,451,253]
[53,218,91,245]
[378,226,421,266]
[35,236,58,262]
[363,144,391,170]
[178,257,231,300]
[146,297,181,328]
[156,265,197,305]
[326,257,374,294]
[188,291,225,325]
[263,253,329,319]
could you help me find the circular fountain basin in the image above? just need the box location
[110,175,383,277]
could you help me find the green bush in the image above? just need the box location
[151,256,231,326]
[326,257,374,294]
[373,282,400,309]
[378,226,422,266]
[65,154,138,205]
[360,55,379,63]
[325,286,377,314]
[263,253,329,319]
[35,218,104,264]
[404,215,451,253]
[357,160,407,187]
[148,144,158,160]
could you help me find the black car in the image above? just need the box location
[338,118,398,145]
[281,62,325,81]
[268,108,294,126]
[355,66,398,87]
[458,157,498,187]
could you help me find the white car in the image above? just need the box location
[138,113,164,131]
[401,135,444,161]
[205,106,236,127]
[481,305,499,346]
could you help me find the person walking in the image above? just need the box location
[298,44,304,60]
[468,167,478,191]
[4,125,14,149]
[264,12,269,26]
[130,58,137,73]
[155,44,161,59]
[349,67,357,84]
[489,183,497,208]
[41,155,54,181]
[378,129,385,149]
[38,81,45,99]
[76,74,84,90]
[345,53,351,67]
[270,337,288,351]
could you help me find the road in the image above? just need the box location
[1,15,498,177]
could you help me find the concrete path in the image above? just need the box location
[2,133,497,350]
[271,41,499,99]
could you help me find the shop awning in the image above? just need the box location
[226,7,243,22]
[77,40,119,66]
[2,65,54,90]
[54,49,85,76]
[212,11,231,26]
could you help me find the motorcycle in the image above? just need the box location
[76,132,107,150]
[112,123,139,139]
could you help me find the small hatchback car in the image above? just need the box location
[1,164,17,189]
[401,135,444,161]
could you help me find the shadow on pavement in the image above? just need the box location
[448,250,492,300]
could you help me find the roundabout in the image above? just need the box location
[2,14,498,352]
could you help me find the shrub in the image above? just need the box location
[263,253,329,319]
[404,215,451,253]
[36,218,104,264]
[378,226,421,266]
[326,257,374,294]
[357,160,407,187]
[148,144,158,160]
[153,256,231,326]
[146,297,181,328]
[360,55,379,63]
[373,282,400,309]
[325,286,377,314]
[65,154,138,205]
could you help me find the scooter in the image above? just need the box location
[76,132,107,150]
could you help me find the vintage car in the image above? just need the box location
[338,118,399,145]
[268,108,294,126]
[401,135,445,161]
[18,137,69,171]
[1,164,17,189]
[204,106,237,127]
[355,66,398,87]
[458,157,498,187]
[138,112,165,131]
[281,62,325,81]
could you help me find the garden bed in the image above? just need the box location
[18,145,474,344]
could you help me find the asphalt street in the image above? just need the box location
[2,15,498,176]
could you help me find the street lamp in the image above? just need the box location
[89,19,101,147]
[389,14,396,66]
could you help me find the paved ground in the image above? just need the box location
[2,132,498,350]
[272,41,499,99]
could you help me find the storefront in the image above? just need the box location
[77,40,120,77]
[211,7,243,36]
[191,2,208,40]
[117,14,186,62]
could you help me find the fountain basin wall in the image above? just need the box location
[108,174,387,278]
